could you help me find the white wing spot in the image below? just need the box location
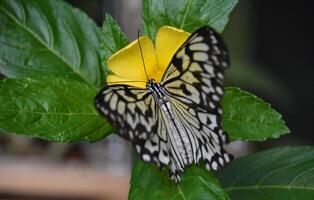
[211,35,218,44]
[194,52,209,62]
[117,101,126,114]
[135,145,141,153]
[189,43,209,51]
[211,55,219,65]
[128,103,136,112]
[211,161,218,170]
[191,36,203,43]
[143,154,151,162]
[100,107,108,115]
[104,93,112,102]
[205,163,211,170]
[204,64,214,75]
[221,61,228,68]
[128,131,134,139]
[213,45,221,54]
[212,94,220,101]
[217,72,224,79]
[224,153,230,163]
[109,94,118,110]
[218,157,224,165]
[216,86,223,95]
[190,62,203,72]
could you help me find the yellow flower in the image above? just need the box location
[107,26,190,88]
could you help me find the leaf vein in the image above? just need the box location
[0,6,93,87]
[179,0,193,29]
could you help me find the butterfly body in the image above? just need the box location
[147,79,194,172]
[95,26,232,182]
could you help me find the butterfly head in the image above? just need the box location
[146,79,158,91]
[146,79,167,101]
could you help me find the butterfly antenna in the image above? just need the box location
[137,30,149,81]
[107,80,147,84]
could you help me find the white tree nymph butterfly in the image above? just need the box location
[95,26,232,182]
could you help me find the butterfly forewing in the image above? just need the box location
[95,85,156,141]
[162,27,229,114]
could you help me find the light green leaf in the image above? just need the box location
[129,159,230,200]
[0,0,103,87]
[217,146,314,200]
[222,87,290,141]
[100,14,128,77]
[0,77,113,142]
[142,0,238,40]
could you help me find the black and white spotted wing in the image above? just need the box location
[156,26,232,179]
[95,85,172,169]
[95,85,156,141]
[95,26,232,182]
[162,26,229,117]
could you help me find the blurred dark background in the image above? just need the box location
[0,0,313,199]
[253,1,314,141]
[225,0,314,146]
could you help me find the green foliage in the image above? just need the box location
[100,14,128,77]
[142,0,238,40]
[129,159,230,200]
[0,0,103,87]
[0,0,306,199]
[217,146,314,200]
[222,88,290,141]
[0,77,113,142]
[0,0,116,142]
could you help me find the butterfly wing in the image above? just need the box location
[162,26,229,116]
[95,85,171,167]
[161,26,232,173]
[95,85,156,141]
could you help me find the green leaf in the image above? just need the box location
[100,14,128,76]
[0,77,113,142]
[217,146,314,200]
[129,159,230,200]
[142,0,238,40]
[0,0,103,87]
[222,87,290,141]
[225,61,292,100]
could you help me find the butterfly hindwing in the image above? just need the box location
[95,85,171,166]
[168,96,232,174]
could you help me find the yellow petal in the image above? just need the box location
[155,26,190,81]
[107,36,158,84]
[107,74,146,88]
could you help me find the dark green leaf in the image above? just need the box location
[217,146,314,200]
[100,14,128,77]
[142,0,238,40]
[0,0,103,87]
[225,61,292,100]
[0,77,113,142]
[129,159,230,200]
[222,87,290,141]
